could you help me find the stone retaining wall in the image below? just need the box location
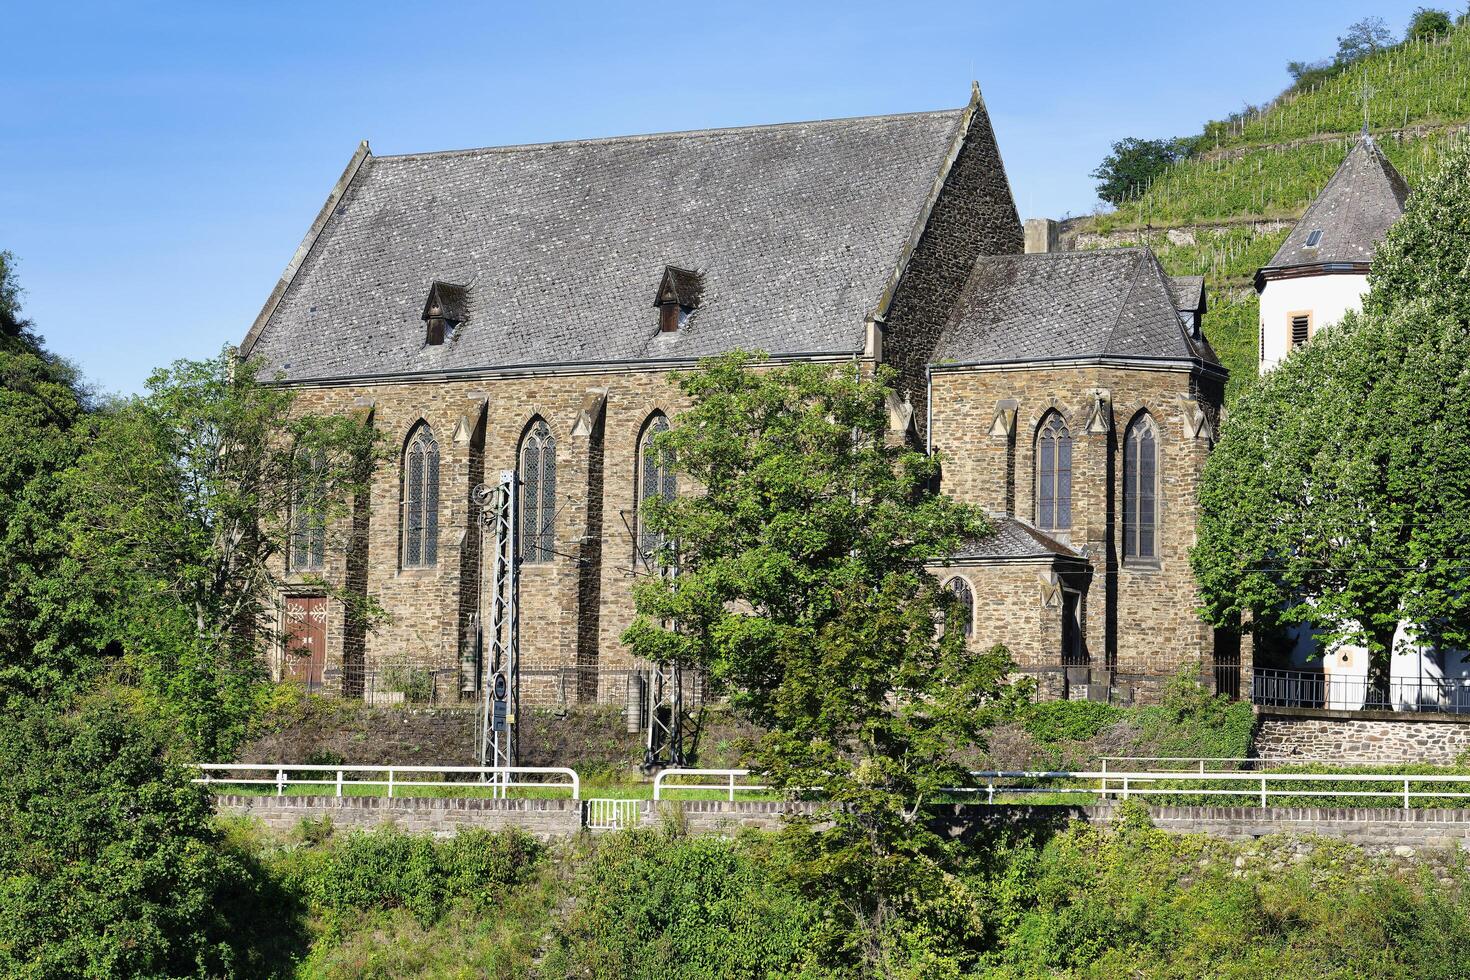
[1254,707,1470,765]
[216,795,1470,856]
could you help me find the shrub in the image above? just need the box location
[0,700,255,977]
[1019,700,1122,745]
[1133,669,1256,759]
[546,830,827,979]
[303,826,542,929]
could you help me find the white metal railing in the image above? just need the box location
[653,768,770,801]
[1099,756,1353,773]
[193,763,580,800]
[966,769,1470,810]
[585,797,642,831]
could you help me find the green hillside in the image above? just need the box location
[1076,24,1470,397]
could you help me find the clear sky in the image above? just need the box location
[2,0,1435,395]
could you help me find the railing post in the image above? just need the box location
[1199,759,1205,775]
[1404,777,1411,810]
[1122,776,1129,801]
[336,769,343,798]
[1260,777,1267,809]
[987,780,995,805]
[387,768,394,799]
[728,772,735,802]
[277,768,286,797]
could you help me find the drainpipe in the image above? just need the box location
[925,365,934,455]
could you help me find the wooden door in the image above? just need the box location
[283,596,326,688]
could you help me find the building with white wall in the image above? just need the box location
[1254,133,1409,373]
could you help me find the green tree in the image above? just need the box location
[1406,7,1454,40]
[1193,141,1470,679]
[0,699,253,977]
[1091,137,1185,206]
[1336,16,1396,64]
[64,351,380,755]
[622,353,1009,973]
[0,255,106,705]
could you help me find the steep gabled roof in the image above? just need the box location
[244,106,993,381]
[1261,133,1410,275]
[931,248,1220,368]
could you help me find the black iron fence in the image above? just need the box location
[1253,666,1470,715]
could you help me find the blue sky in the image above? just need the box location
[2,0,1435,395]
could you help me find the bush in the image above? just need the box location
[1019,700,1122,745]
[0,700,256,977]
[546,830,826,979]
[302,826,542,929]
[1133,670,1256,759]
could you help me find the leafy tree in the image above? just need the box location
[1407,6,1454,40]
[0,257,106,705]
[1091,137,1185,207]
[1336,17,1396,64]
[0,699,252,977]
[64,350,381,755]
[1193,141,1470,680]
[622,352,1009,972]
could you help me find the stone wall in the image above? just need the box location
[882,91,1022,433]
[218,794,1470,857]
[929,362,1230,696]
[1255,708,1470,765]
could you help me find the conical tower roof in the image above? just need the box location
[1260,133,1410,279]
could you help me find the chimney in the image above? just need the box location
[1024,218,1060,254]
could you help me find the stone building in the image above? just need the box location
[243,86,1229,708]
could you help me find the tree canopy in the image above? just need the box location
[1091,137,1186,207]
[1193,140,1470,674]
[622,353,1010,972]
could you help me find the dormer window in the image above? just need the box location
[653,266,703,333]
[1304,229,1324,248]
[420,280,468,346]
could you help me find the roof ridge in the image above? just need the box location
[370,106,967,163]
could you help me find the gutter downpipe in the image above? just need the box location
[925,365,934,456]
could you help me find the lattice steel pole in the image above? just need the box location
[473,471,520,774]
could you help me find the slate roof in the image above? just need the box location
[245,109,974,381]
[1168,275,1206,314]
[1262,133,1410,274]
[932,248,1219,367]
[947,516,1081,561]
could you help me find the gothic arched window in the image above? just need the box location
[519,419,557,563]
[402,423,440,568]
[637,413,676,563]
[1123,414,1159,560]
[946,576,974,638]
[290,447,327,571]
[1036,412,1072,531]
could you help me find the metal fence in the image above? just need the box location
[1253,666,1470,714]
[967,769,1470,809]
[653,768,771,801]
[193,763,580,799]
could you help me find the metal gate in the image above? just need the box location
[584,798,642,832]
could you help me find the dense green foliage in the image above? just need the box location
[65,353,380,755]
[1407,7,1455,42]
[1090,137,1185,206]
[209,815,1470,979]
[0,701,257,977]
[546,830,822,979]
[1019,700,1121,746]
[622,353,1010,972]
[1194,141,1470,671]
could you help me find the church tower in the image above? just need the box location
[1254,132,1410,373]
